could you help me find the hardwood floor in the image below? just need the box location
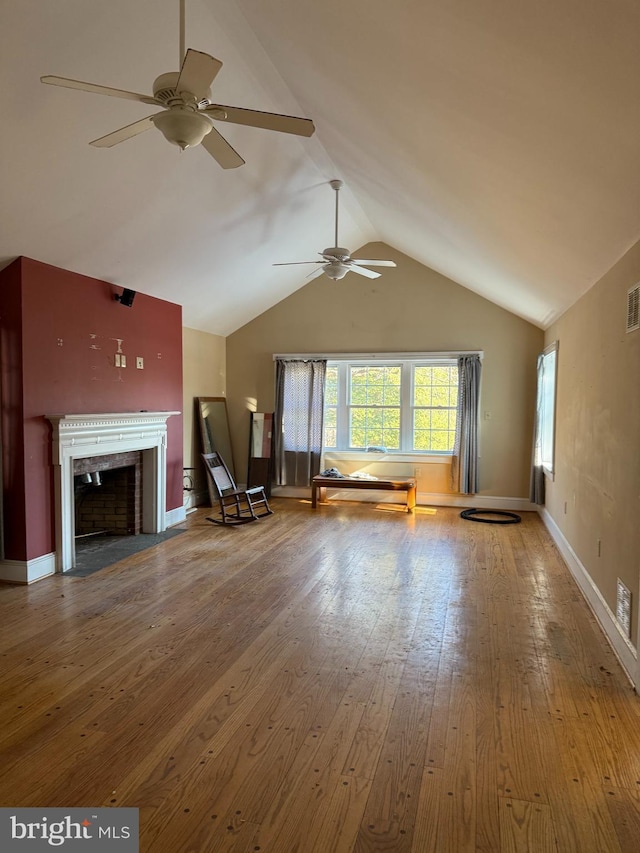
[1,499,639,851]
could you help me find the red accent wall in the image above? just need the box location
[0,260,26,556]
[0,257,183,562]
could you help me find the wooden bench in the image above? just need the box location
[311,475,416,513]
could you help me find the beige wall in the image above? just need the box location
[544,238,640,647]
[226,242,543,496]
[182,327,226,506]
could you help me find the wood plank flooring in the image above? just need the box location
[1,500,639,851]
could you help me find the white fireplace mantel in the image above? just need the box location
[47,411,180,572]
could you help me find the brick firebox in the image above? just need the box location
[74,452,142,536]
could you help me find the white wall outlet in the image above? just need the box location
[136,357,144,369]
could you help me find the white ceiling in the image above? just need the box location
[2,0,639,335]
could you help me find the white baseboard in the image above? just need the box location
[271,485,535,512]
[418,493,536,511]
[183,488,208,513]
[0,510,186,584]
[166,505,187,528]
[539,507,637,688]
[0,552,56,584]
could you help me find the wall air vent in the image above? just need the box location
[627,283,639,333]
[616,578,632,639]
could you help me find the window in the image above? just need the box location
[538,342,558,475]
[323,365,338,448]
[323,358,459,453]
[350,365,402,449]
[413,364,458,451]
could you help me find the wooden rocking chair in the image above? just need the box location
[202,452,273,525]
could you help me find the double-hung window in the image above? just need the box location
[537,342,558,476]
[324,358,459,454]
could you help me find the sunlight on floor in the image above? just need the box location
[296,497,439,516]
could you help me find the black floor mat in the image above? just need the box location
[67,529,187,577]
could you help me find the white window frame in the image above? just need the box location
[324,357,459,455]
[539,341,558,477]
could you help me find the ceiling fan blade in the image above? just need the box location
[306,266,327,281]
[348,265,381,279]
[204,104,315,137]
[176,49,222,100]
[201,125,245,169]
[351,259,397,267]
[273,261,322,266]
[41,75,158,105]
[89,116,156,148]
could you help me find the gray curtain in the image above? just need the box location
[530,353,546,504]
[274,359,327,487]
[451,354,481,495]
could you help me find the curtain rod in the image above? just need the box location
[273,350,483,361]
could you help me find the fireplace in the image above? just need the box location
[74,452,143,537]
[47,412,179,572]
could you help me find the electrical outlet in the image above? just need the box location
[136,357,144,369]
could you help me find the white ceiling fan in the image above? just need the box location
[274,180,396,280]
[40,0,315,169]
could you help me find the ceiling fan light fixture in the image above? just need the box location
[324,262,350,281]
[151,108,212,149]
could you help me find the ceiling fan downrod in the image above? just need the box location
[330,178,343,248]
[179,0,186,65]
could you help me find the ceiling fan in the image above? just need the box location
[274,180,396,281]
[40,0,315,169]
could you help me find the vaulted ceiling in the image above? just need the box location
[2,0,639,335]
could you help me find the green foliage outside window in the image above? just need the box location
[413,365,458,451]
[322,360,460,453]
[324,366,338,405]
[323,366,339,448]
[349,366,401,447]
[350,406,401,449]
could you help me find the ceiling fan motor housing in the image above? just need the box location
[323,247,351,262]
[149,72,215,149]
[152,72,211,108]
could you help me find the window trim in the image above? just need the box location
[322,450,453,464]
[324,356,462,455]
[274,350,482,362]
[539,341,558,478]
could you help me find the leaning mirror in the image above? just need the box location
[197,397,236,505]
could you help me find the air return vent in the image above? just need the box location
[627,283,639,333]
[616,578,631,638]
